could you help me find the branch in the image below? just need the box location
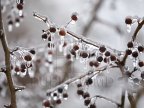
[82,0,104,36]
[46,65,117,93]
[132,20,144,41]
[0,1,17,108]
[128,93,136,108]
[92,95,121,107]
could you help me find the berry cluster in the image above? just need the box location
[1,0,25,32]
[10,48,35,77]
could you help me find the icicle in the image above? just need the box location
[60,36,65,46]
[28,70,35,78]
[15,22,20,27]
[49,64,54,73]
[126,24,131,33]
[19,10,23,16]
[8,24,13,32]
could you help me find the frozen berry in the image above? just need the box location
[105,51,111,57]
[24,54,32,61]
[99,46,106,53]
[127,41,133,48]
[43,100,50,107]
[138,46,144,52]
[77,89,84,96]
[126,49,132,55]
[85,78,93,85]
[73,45,79,51]
[132,51,138,58]
[84,99,91,106]
[17,4,23,10]
[71,12,78,21]
[138,61,144,67]
[97,56,103,62]
[125,17,132,25]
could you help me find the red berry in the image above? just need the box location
[127,41,133,48]
[17,4,23,10]
[125,17,132,24]
[59,28,66,36]
[24,54,32,61]
[99,46,106,53]
[71,12,78,21]
[43,100,50,107]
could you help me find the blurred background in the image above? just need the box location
[0,0,144,108]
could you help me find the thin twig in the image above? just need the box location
[46,65,117,93]
[92,95,121,107]
[0,1,16,108]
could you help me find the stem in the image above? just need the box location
[120,89,125,108]
[0,1,16,108]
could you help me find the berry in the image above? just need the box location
[89,104,96,108]
[59,28,66,36]
[126,49,132,55]
[125,17,132,24]
[141,71,144,79]
[105,51,111,57]
[97,56,103,62]
[133,78,139,83]
[71,12,78,21]
[104,58,108,63]
[77,83,82,88]
[56,99,62,104]
[24,54,32,61]
[66,54,71,59]
[53,93,57,97]
[43,100,50,107]
[80,51,88,58]
[42,33,47,39]
[57,87,63,93]
[99,46,106,53]
[50,26,56,33]
[63,93,68,98]
[70,49,76,56]
[132,51,138,58]
[138,46,144,52]
[84,99,91,106]
[138,61,144,67]
[17,4,23,10]
[73,45,79,51]
[29,49,35,55]
[127,41,133,48]
[89,61,94,67]
[21,63,26,69]
[8,20,13,25]
[77,89,84,96]
[85,78,93,85]
[110,55,116,61]
[83,92,90,99]
[93,61,99,67]
[15,66,20,72]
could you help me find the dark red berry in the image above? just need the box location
[138,61,144,67]
[99,46,106,53]
[29,49,35,55]
[85,78,93,85]
[43,100,50,107]
[77,83,82,88]
[83,92,90,99]
[93,61,99,67]
[126,49,132,55]
[104,58,108,63]
[110,55,116,61]
[63,93,68,98]
[66,54,71,60]
[70,49,76,56]
[141,71,144,79]
[21,63,26,69]
[56,99,62,104]
[24,55,32,61]
[77,89,84,96]
[50,26,56,33]
[97,56,103,62]
[73,45,79,51]
[71,13,78,21]
[89,104,96,108]
[42,33,47,39]
[80,51,88,58]
[138,46,144,52]
[105,51,111,57]
[84,99,91,106]
[17,4,23,10]
[15,66,20,72]
[57,87,63,93]
[125,17,132,24]
[89,61,94,67]
[8,20,13,25]
[127,41,133,48]
[59,28,66,36]
[132,51,138,58]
